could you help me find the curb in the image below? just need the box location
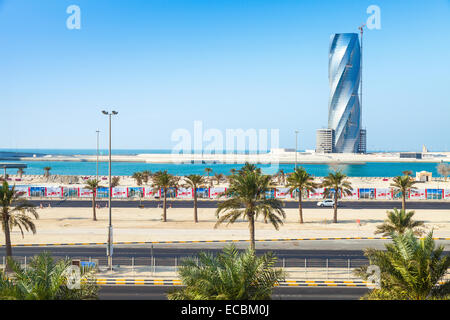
[5,237,450,247]
[88,278,374,287]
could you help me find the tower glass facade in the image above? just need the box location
[328,33,361,153]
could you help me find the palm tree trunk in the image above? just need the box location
[3,214,12,271]
[163,190,167,222]
[92,194,97,221]
[402,192,406,211]
[298,190,303,224]
[193,188,198,223]
[333,191,338,223]
[249,214,255,252]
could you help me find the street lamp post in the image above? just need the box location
[102,110,118,271]
[295,130,299,169]
[96,130,100,183]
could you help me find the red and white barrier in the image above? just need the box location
[209,187,226,199]
[144,187,159,198]
[444,189,450,200]
[112,187,127,198]
[375,188,392,200]
[409,189,426,200]
[176,188,193,199]
[275,188,292,199]
[342,189,358,200]
[45,187,63,198]
[78,188,93,198]
[308,188,325,199]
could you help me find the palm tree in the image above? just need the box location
[132,172,143,186]
[321,171,353,223]
[43,167,51,179]
[215,168,286,251]
[0,252,98,300]
[111,176,120,188]
[142,170,152,184]
[277,169,286,186]
[84,179,101,221]
[402,170,412,176]
[437,163,450,181]
[0,181,39,271]
[204,167,213,187]
[354,231,450,300]
[238,162,261,174]
[391,175,417,211]
[167,245,285,300]
[152,170,178,222]
[17,168,24,179]
[286,167,317,224]
[375,208,425,237]
[213,173,224,186]
[229,168,237,176]
[183,174,206,223]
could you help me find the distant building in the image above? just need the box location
[315,33,367,154]
[328,33,362,153]
[399,152,422,159]
[316,129,335,153]
[416,171,432,182]
[358,129,367,154]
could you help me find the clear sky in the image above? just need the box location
[1,0,449,151]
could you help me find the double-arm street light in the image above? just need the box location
[102,110,118,271]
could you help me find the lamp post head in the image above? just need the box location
[112,111,118,115]
[102,110,108,115]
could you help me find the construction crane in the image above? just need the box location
[358,23,366,126]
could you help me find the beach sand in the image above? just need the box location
[5,207,449,245]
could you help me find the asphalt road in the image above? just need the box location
[98,285,369,300]
[29,199,450,210]
[4,243,449,265]
[1,246,371,268]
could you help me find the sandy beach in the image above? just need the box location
[5,206,449,245]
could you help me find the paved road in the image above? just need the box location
[98,285,369,300]
[1,246,371,267]
[3,243,449,265]
[29,199,450,209]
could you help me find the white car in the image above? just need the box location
[317,199,335,207]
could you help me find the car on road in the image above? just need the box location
[317,199,336,207]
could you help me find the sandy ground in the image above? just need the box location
[4,206,449,245]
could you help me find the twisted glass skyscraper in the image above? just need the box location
[328,33,361,153]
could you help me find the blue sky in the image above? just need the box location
[1,0,449,151]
